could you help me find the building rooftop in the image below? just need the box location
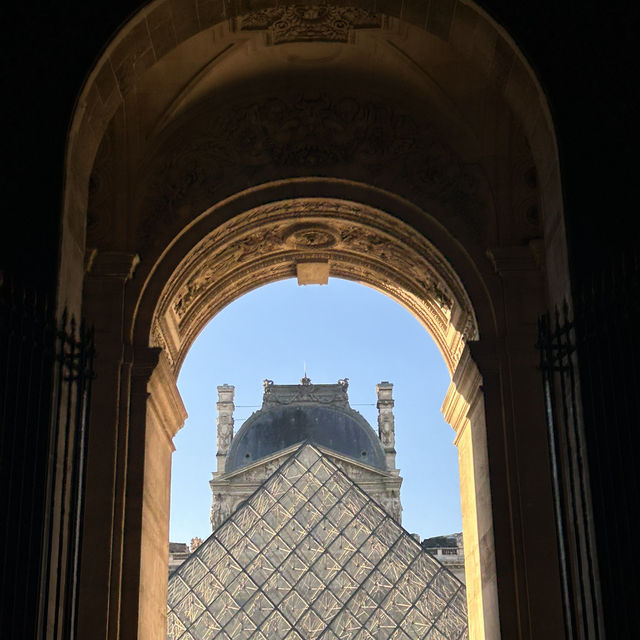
[225,378,387,472]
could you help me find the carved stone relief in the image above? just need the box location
[217,419,233,454]
[137,94,482,247]
[169,206,454,323]
[216,385,235,458]
[379,491,402,523]
[151,198,478,373]
[152,324,174,366]
[262,378,350,409]
[237,5,381,45]
[210,493,233,530]
[378,414,395,451]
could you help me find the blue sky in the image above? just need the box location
[171,278,461,543]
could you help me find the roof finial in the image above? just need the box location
[301,362,311,385]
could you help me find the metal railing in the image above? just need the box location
[0,274,94,640]
[538,253,640,639]
[538,302,589,639]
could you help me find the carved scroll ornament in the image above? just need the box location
[238,5,381,44]
[151,199,477,373]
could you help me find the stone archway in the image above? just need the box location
[82,179,556,640]
[66,3,568,640]
[150,197,477,373]
[130,187,502,640]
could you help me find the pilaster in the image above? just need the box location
[123,346,186,640]
[483,244,564,639]
[442,345,499,640]
[77,251,139,640]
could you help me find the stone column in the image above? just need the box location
[376,381,397,471]
[442,346,499,640]
[123,346,186,640]
[449,244,563,640]
[216,384,235,473]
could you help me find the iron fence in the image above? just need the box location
[0,274,94,640]
[538,252,640,639]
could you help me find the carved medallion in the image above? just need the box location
[284,223,338,249]
[239,5,381,44]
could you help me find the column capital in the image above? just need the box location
[132,346,187,443]
[466,338,506,376]
[131,346,163,386]
[442,345,485,442]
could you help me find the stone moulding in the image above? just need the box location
[151,198,477,374]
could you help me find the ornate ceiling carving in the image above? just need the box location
[237,5,381,44]
[151,198,477,374]
[138,94,482,249]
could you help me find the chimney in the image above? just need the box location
[376,381,397,471]
[215,384,234,473]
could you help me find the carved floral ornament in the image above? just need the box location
[139,94,481,246]
[151,199,477,372]
[237,5,382,44]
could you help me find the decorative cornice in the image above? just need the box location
[486,245,540,274]
[87,251,140,280]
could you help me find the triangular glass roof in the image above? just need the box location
[167,444,468,640]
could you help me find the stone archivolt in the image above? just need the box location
[151,199,476,372]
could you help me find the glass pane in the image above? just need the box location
[167,444,467,640]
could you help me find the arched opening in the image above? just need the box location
[64,3,568,639]
[169,278,462,550]
[88,188,500,640]
[149,196,476,374]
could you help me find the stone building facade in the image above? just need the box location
[210,379,403,530]
[421,534,465,585]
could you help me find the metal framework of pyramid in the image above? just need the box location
[167,444,468,640]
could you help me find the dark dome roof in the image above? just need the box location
[226,404,386,472]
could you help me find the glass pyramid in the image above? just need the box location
[167,444,468,640]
